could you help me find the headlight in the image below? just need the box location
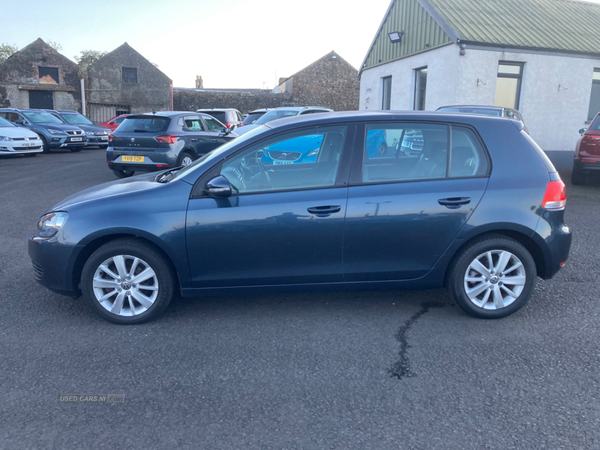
[37,212,68,238]
[47,128,64,135]
[0,135,12,141]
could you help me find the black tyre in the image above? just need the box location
[176,151,196,167]
[447,234,536,319]
[23,152,38,157]
[81,238,175,324]
[41,138,50,153]
[112,169,135,178]
[70,147,83,153]
[571,168,586,186]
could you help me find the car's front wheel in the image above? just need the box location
[70,147,83,153]
[81,239,175,324]
[447,234,536,319]
[112,169,135,178]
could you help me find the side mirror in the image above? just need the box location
[579,128,588,135]
[108,121,114,125]
[205,175,232,198]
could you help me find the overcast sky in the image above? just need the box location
[0,0,391,89]
[3,0,600,90]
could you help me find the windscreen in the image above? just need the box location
[254,110,299,125]
[61,113,94,125]
[22,111,63,124]
[118,116,170,133]
[0,117,14,127]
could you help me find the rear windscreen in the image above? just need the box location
[242,112,264,125]
[118,117,170,133]
[590,115,600,131]
[202,111,226,123]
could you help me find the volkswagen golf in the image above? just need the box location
[29,111,572,324]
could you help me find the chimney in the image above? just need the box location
[195,75,203,89]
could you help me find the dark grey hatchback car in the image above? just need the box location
[30,111,571,324]
[106,111,237,178]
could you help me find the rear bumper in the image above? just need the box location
[107,148,175,173]
[535,214,572,280]
[573,159,600,172]
[28,237,83,297]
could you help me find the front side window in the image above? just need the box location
[494,62,524,110]
[203,116,227,132]
[362,123,488,183]
[413,68,427,110]
[220,125,347,194]
[382,76,392,110]
[587,69,600,121]
[122,67,138,84]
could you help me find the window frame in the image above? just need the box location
[413,67,427,111]
[122,67,138,84]
[587,68,600,122]
[190,123,356,198]
[381,76,392,110]
[494,61,524,110]
[38,66,59,84]
[348,121,491,187]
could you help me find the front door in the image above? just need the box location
[343,122,490,281]
[29,90,54,109]
[186,124,352,287]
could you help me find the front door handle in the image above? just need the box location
[191,138,198,142]
[438,197,471,209]
[307,205,341,217]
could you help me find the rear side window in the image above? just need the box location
[179,116,204,131]
[118,117,170,133]
[361,123,488,183]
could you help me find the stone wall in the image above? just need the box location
[173,89,295,114]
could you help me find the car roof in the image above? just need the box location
[270,106,332,112]
[196,108,239,112]
[264,110,522,130]
[248,109,270,114]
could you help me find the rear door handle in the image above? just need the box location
[307,205,341,216]
[438,197,471,209]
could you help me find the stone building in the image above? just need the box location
[86,43,172,122]
[0,38,81,110]
[173,87,294,114]
[359,0,600,157]
[274,51,360,111]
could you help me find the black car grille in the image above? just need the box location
[66,130,84,136]
[14,146,41,151]
[268,151,301,161]
[32,263,44,280]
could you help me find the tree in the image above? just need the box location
[47,41,63,52]
[0,43,18,64]
[74,50,108,70]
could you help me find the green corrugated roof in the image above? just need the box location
[427,0,600,54]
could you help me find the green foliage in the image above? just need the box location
[47,41,63,52]
[0,43,18,64]
[75,50,108,70]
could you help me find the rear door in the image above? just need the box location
[343,122,490,281]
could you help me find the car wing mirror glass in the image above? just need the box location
[579,128,588,135]
[205,175,232,198]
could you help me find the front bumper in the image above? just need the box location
[28,237,83,297]
[85,135,110,146]
[47,135,88,149]
[0,139,43,154]
[573,159,600,172]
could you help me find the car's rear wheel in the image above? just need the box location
[112,169,135,178]
[70,147,83,153]
[177,151,195,167]
[447,234,536,319]
[571,167,586,185]
[40,138,50,153]
[81,239,175,324]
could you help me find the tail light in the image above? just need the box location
[108,134,114,142]
[581,135,598,143]
[542,180,566,210]
[156,135,178,144]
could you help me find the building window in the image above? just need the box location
[587,69,600,121]
[122,67,138,84]
[413,67,427,111]
[494,62,524,110]
[381,76,392,110]
[39,67,59,84]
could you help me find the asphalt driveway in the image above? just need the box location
[1,149,599,449]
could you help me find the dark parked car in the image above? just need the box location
[0,108,86,153]
[241,109,270,126]
[571,112,600,185]
[49,110,111,148]
[29,111,571,324]
[436,105,529,134]
[196,109,244,130]
[235,106,333,135]
[106,111,238,178]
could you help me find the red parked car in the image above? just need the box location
[98,114,130,132]
[572,112,600,185]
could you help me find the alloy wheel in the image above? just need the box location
[181,156,193,166]
[92,255,159,316]
[463,250,526,310]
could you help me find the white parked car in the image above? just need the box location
[0,116,44,156]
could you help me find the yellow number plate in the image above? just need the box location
[122,156,144,162]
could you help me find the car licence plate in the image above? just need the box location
[273,160,294,165]
[121,156,144,162]
[100,136,108,141]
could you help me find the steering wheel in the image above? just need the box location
[257,155,273,189]
[221,167,246,193]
